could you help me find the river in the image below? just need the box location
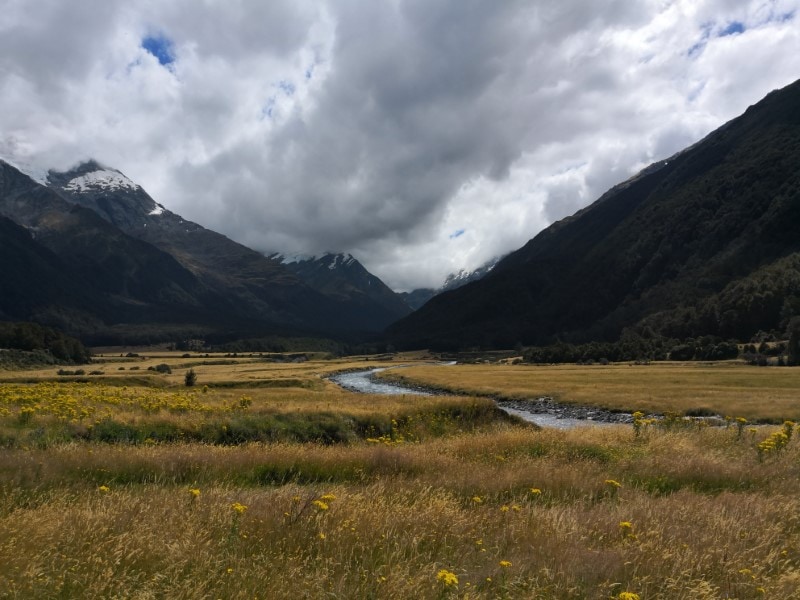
[328,367,622,429]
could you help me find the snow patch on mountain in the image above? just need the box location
[148,203,165,216]
[328,253,356,270]
[269,252,315,264]
[65,169,140,193]
[0,155,49,185]
[269,252,357,269]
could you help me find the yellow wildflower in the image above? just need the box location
[499,560,512,568]
[319,493,337,502]
[188,488,200,498]
[605,479,622,488]
[231,502,248,515]
[530,488,542,495]
[318,532,326,540]
[618,593,640,600]
[436,569,458,588]
[472,496,483,504]
[98,485,110,493]
[312,499,329,511]
[619,521,633,530]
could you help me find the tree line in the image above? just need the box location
[0,321,90,364]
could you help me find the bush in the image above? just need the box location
[149,363,172,374]
[57,369,86,376]
[184,368,197,387]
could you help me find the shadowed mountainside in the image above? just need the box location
[388,79,800,349]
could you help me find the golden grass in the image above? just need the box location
[3,358,800,598]
[0,352,402,387]
[382,362,800,421]
[0,380,503,448]
[2,425,800,598]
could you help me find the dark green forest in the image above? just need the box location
[0,321,90,364]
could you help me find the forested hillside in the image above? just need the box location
[389,79,800,349]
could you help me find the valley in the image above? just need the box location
[1,48,799,600]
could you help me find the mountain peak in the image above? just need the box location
[52,160,141,194]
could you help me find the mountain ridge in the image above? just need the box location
[388,78,800,349]
[0,158,412,342]
[268,252,411,327]
[398,257,502,310]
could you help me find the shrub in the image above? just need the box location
[184,368,197,387]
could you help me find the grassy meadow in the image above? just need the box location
[2,353,800,599]
[381,362,800,422]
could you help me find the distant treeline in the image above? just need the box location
[204,335,397,357]
[0,321,90,364]
[522,334,741,364]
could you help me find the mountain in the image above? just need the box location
[0,159,407,342]
[46,161,414,335]
[271,253,411,328]
[0,214,100,323]
[399,258,501,310]
[0,159,225,341]
[388,79,800,349]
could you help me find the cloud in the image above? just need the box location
[1,0,800,291]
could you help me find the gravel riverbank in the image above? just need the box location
[330,367,633,427]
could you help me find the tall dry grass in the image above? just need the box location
[3,423,800,598]
[3,360,800,598]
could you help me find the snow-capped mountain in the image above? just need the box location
[63,168,141,193]
[0,158,214,340]
[269,252,411,326]
[0,156,417,341]
[399,257,502,310]
[45,160,177,233]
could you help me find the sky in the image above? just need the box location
[1,0,799,291]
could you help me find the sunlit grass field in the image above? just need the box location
[2,355,800,599]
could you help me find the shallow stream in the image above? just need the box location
[329,367,622,429]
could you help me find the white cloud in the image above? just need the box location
[1,0,799,291]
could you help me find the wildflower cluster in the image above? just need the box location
[783,420,796,441]
[313,492,337,512]
[436,569,459,588]
[619,521,637,541]
[757,429,791,460]
[631,411,647,436]
[735,416,748,439]
[0,382,215,424]
[365,417,417,445]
